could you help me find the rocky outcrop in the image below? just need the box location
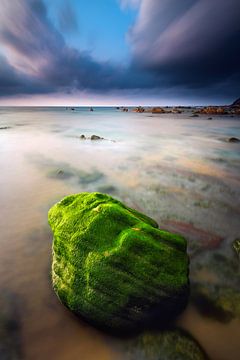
[49,192,189,332]
[230,98,240,107]
[124,330,206,360]
[133,106,145,113]
[196,107,229,115]
[151,107,166,114]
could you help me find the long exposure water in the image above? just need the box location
[0,107,240,359]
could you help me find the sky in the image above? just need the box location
[0,0,240,106]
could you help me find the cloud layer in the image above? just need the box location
[0,0,239,102]
[129,0,240,87]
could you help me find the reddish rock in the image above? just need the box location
[162,220,224,257]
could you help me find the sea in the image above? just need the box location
[0,106,240,359]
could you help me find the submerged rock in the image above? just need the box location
[49,192,189,332]
[124,330,206,360]
[227,137,240,143]
[90,134,103,140]
[0,292,22,359]
[0,126,11,130]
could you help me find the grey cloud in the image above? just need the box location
[0,0,239,102]
[129,0,240,88]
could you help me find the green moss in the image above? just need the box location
[233,238,240,257]
[49,192,189,331]
[124,330,206,360]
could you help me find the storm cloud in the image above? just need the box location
[0,0,239,102]
[129,0,240,87]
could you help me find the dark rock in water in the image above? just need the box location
[208,117,212,120]
[191,283,240,323]
[90,107,94,111]
[78,170,104,184]
[0,126,11,130]
[232,239,240,257]
[49,192,189,332]
[191,249,240,322]
[90,134,103,140]
[97,184,117,194]
[0,292,22,359]
[124,330,206,360]
[227,137,240,143]
[80,134,86,140]
[190,114,199,117]
[47,168,74,180]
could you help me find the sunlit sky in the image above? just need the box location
[0,0,240,105]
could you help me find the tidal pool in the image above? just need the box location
[0,107,240,359]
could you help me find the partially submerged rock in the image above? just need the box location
[151,107,166,114]
[133,106,145,113]
[196,107,229,115]
[90,134,103,140]
[0,292,22,360]
[49,192,189,332]
[0,126,11,130]
[227,137,240,143]
[124,330,206,360]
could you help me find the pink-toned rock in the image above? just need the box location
[162,220,224,257]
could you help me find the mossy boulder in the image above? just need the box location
[48,192,189,332]
[124,330,206,360]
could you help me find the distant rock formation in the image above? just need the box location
[196,107,228,115]
[231,98,240,107]
[133,106,145,113]
[151,107,166,114]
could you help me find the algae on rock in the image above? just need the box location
[49,192,189,331]
[124,330,206,360]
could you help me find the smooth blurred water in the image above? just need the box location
[0,107,240,360]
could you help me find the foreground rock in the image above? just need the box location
[49,192,189,332]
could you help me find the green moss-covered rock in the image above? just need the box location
[48,192,189,331]
[123,330,206,360]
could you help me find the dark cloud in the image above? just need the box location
[0,0,157,97]
[129,0,240,90]
[0,0,239,102]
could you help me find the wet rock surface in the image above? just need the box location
[122,329,206,360]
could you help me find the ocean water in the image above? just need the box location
[0,106,240,360]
